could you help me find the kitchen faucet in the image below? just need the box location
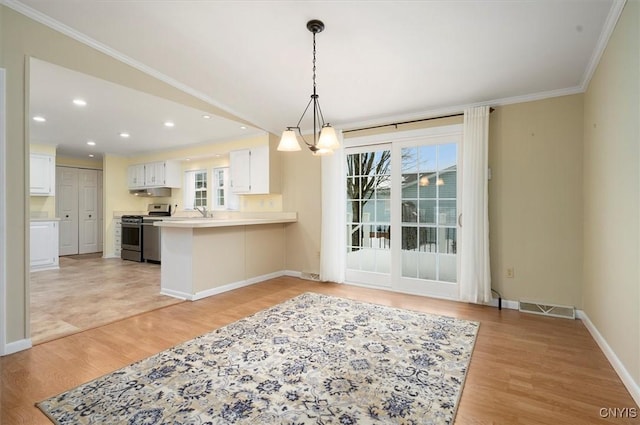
[195,206,208,217]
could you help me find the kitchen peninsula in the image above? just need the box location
[155,212,297,300]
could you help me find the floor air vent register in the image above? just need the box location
[519,301,576,319]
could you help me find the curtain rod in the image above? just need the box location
[343,108,494,134]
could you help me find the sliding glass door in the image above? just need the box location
[345,126,462,300]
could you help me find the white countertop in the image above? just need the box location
[155,212,297,228]
[30,217,61,222]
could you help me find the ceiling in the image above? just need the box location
[10,0,624,158]
[29,58,263,159]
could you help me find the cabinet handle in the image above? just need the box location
[65,214,69,218]
[89,214,92,218]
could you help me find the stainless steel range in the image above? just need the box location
[121,204,171,263]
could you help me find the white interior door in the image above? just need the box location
[56,167,79,256]
[97,170,103,253]
[78,169,98,254]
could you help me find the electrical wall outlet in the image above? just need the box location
[506,267,515,278]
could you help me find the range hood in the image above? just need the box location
[129,187,172,197]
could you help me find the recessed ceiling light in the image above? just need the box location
[164,121,175,127]
[33,116,46,122]
[185,158,191,161]
[240,126,247,130]
[202,114,211,119]
[73,99,87,106]
[87,140,96,146]
[119,132,130,138]
[88,154,95,158]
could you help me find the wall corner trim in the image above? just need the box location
[577,309,640,406]
[1,338,33,356]
[579,0,627,91]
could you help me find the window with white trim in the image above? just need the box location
[184,169,207,209]
[213,167,227,210]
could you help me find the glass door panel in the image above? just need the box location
[346,147,392,287]
[399,141,458,291]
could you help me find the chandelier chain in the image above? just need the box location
[312,32,317,92]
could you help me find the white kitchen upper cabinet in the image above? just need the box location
[229,149,251,193]
[30,153,55,196]
[30,220,59,271]
[128,164,145,188]
[229,145,276,194]
[128,161,181,189]
[144,162,164,187]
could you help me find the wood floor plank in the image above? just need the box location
[2,276,638,424]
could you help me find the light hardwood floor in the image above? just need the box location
[3,277,638,424]
[30,254,183,344]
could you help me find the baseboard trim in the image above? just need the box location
[159,288,190,301]
[577,309,640,407]
[191,271,286,301]
[488,297,519,310]
[1,338,32,356]
[30,264,60,273]
[283,270,302,278]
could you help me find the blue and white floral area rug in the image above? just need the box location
[37,292,479,425]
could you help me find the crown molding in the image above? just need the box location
[339,85,584,132]
[579,0,627,91]
[0,0,263,130]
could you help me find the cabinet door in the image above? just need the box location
[153,162,166,186]
[30,221,59,270]
[144,162,165,187]
[248,145,269,194]
[113,219,122,257]
[128,164,145,188]
[30,153,55,195]
[229,149,251,193]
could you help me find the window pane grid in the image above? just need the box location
[346,150,391,273]
[401,143,457,282]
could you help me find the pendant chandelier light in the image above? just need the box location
[277,19,340,156]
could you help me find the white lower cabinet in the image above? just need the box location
[30,220,59,271]
[114,218,122,257]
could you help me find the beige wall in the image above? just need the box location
[489,95,584,307]
[583,0,640,385]
[282,148,322,274]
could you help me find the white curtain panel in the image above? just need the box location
[320,131,346,283]
[460,106,492,303]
